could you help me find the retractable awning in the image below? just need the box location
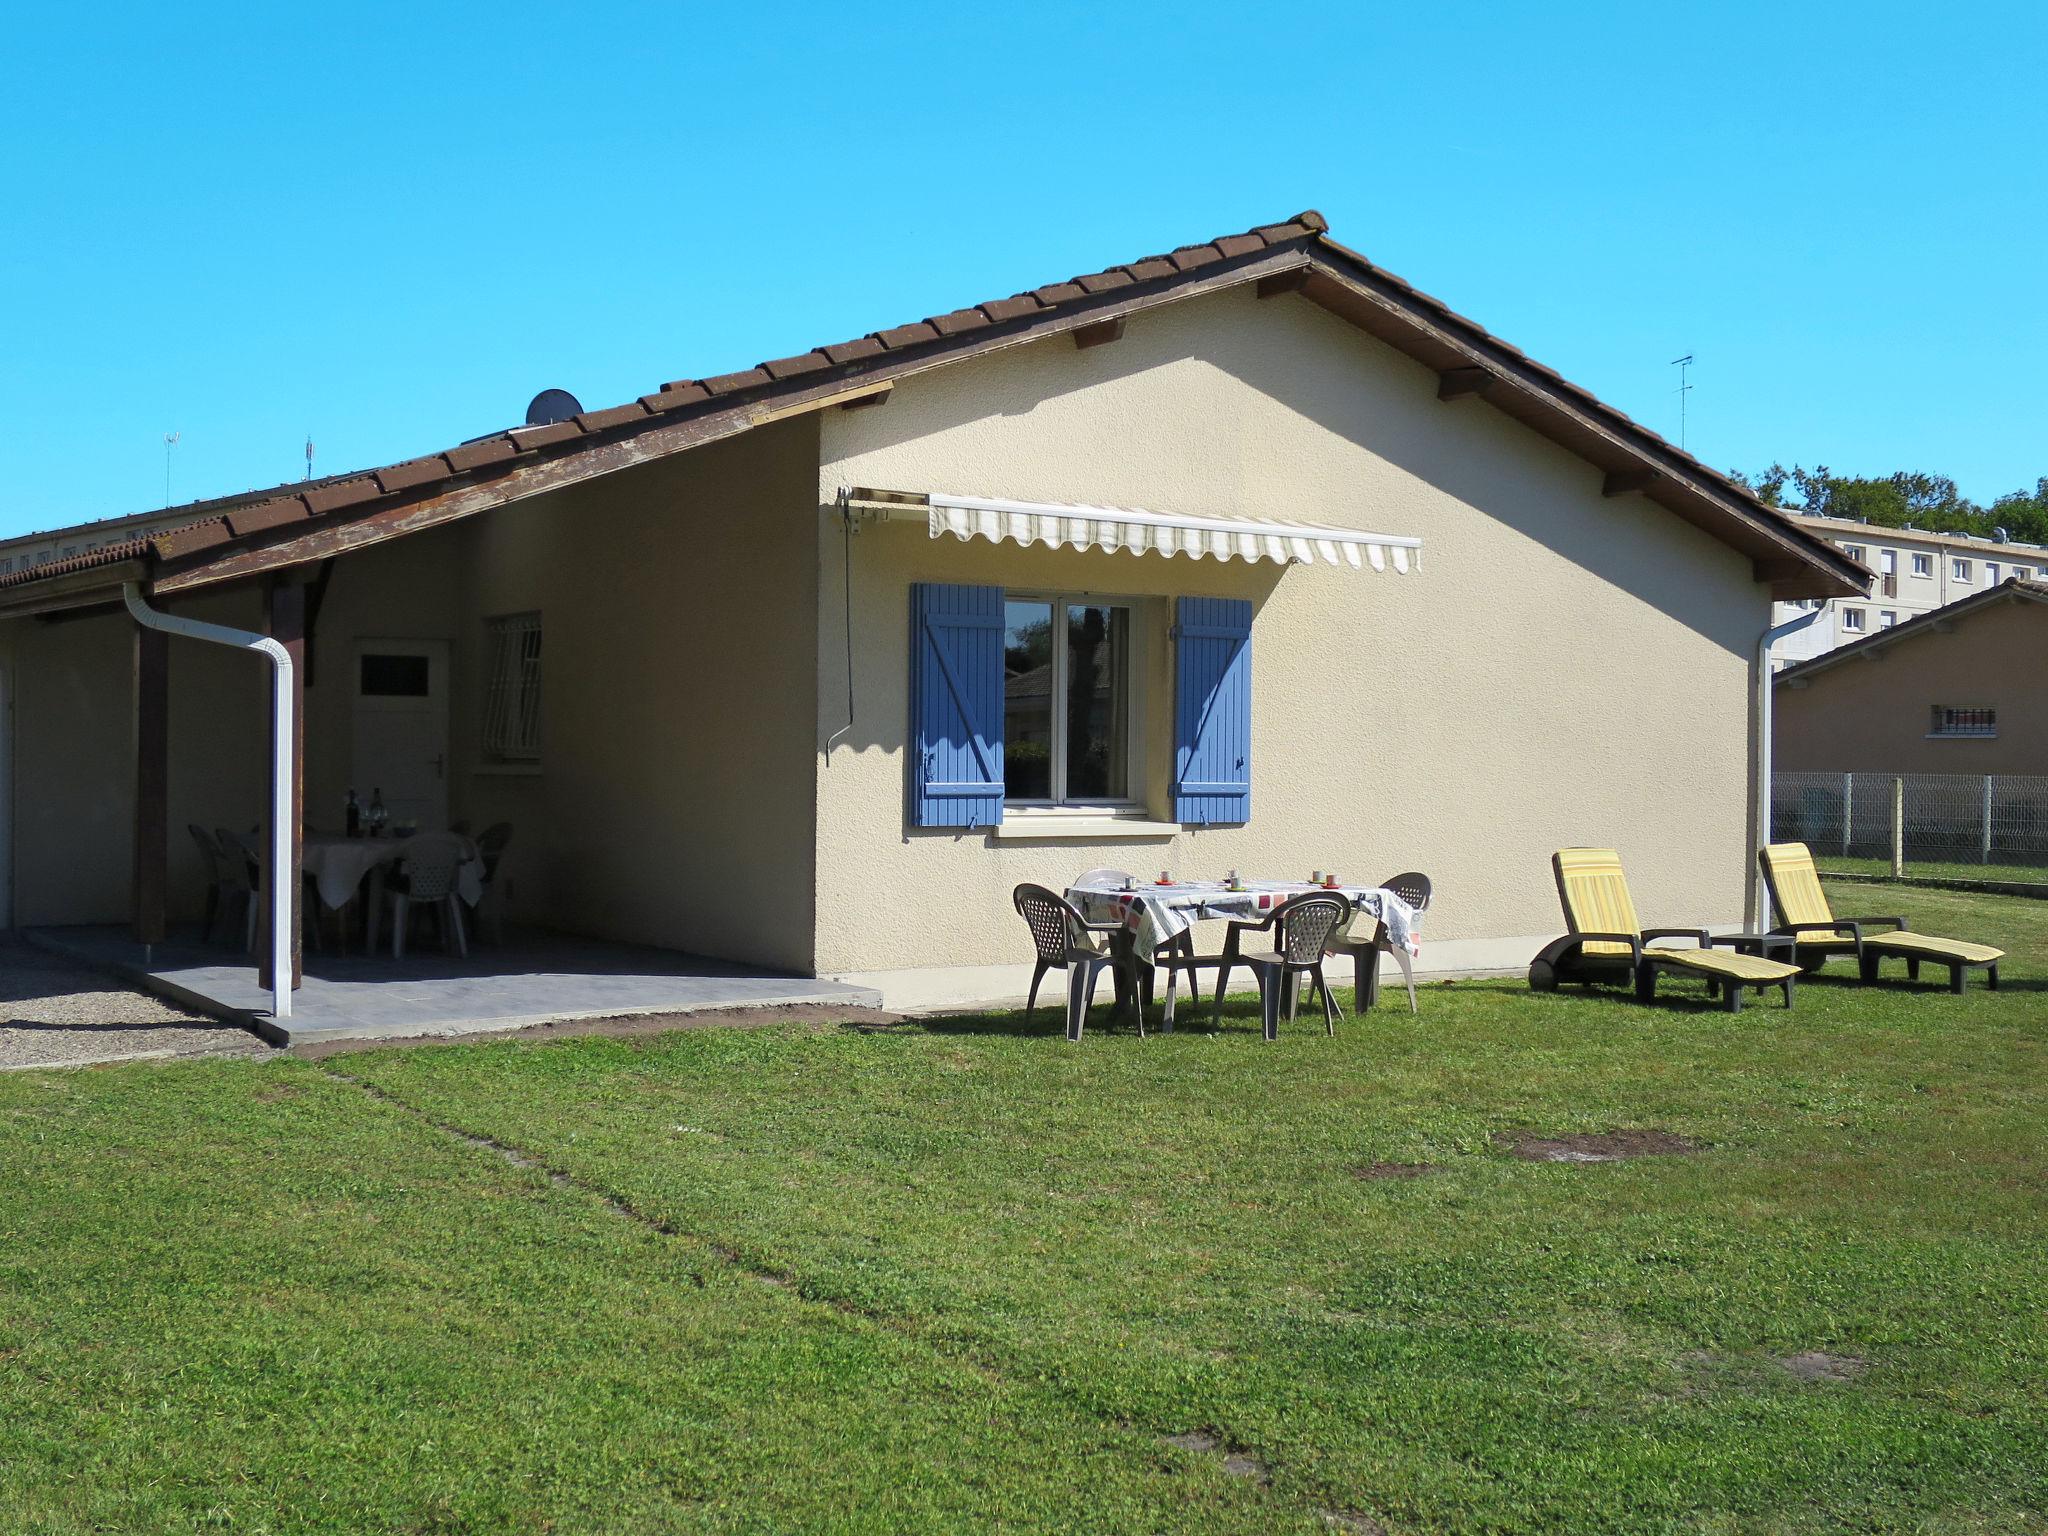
[845,489,1421,572]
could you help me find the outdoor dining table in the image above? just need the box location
[1064,873,1423,1028]
[300,833,484,953]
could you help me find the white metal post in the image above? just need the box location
[1981,776,1994,864]
[1842,772,1853,857]
[1891,778,1905,877]
[123,584,294,1020]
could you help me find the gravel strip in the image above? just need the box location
[0,940,270,1070]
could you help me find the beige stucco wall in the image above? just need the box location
[1775,597,2048,775]
[812,283,1772,974]
[5,421,821,970]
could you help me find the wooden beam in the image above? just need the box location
[301,560,335,690]
[1436,367,1495,401]
[1603,469,1660,498]
[1255,267,1312,300]
[132,623,169,948]
[1072,317,1126,349]
[261,581,306,990]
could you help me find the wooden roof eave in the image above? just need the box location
[0,558,149,621]
[144,247,1318,597]
[1292,262,1868,602]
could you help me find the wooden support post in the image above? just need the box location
[1890,776,1905,877]
[132,623,169,947]
[261,581,306,989]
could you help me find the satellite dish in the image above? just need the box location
[525,388,584,426]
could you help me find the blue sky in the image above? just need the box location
[2,1,2042,536]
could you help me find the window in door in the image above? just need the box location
[1002,596,1133,806]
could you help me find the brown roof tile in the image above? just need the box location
[819,337,886,365]
[656,380,713,404]
[1167,244,1223,272]
[444,436,521,473]
[376,456,455,493]
[928,308,991,337]
[302,478,382,517]
[977,296,1042,323]
[761,351,831,381]
[574,403,650,433]
[874,322,940,349]
[701,368,773,396]
[151,518,235,561]
[509,421,584,448]
[226,496,311,535]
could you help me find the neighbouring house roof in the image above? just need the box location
[0,210,1868,616]
[1775,578,2048,684]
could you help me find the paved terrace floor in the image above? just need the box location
[28,927,883,1047]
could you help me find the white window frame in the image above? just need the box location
[1842,544,1865,564]
[1953,558,1973,583]
[1929,706,1996,739]
[1986,562,2002,584]
[1879,549,1896,575]
[1842,607,1866,633]
[1911,553,1932,577]
[480,612,543,766]
[1879,610,1897,628]
[1002,592,1146,814]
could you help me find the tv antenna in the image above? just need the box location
[304,435,315,481]
[1670,354,1694,450]
[163,432,181,508]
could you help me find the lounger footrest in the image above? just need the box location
[1642,947,1800,983]
[1866,932,2004,965]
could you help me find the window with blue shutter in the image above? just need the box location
[909,582,1006,828]
[1172,596,1252,825]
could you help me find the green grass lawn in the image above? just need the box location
[4,886,2044,1534]
[1819,855,2048,886]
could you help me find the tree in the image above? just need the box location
[1729,463,2048,545]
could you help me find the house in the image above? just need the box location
[1775,578,2048,775]
[0,210,1864,1022]
[1768,515,2048,669]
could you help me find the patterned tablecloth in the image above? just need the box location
[1065,874,1422,959]
[302,834,483,912]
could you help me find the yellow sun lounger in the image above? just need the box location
[1529,849,1801,1013]
[1758,842,2004,993]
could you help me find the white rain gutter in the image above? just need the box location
[123,583,293,1020]
[1755,603,1823,927]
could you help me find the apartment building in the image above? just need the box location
[1769,511,2048,668]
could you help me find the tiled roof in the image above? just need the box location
[1775,576,2048,681]
[0,209,1862,601]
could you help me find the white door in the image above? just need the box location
[352,640,451,830]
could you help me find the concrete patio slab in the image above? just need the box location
[28,927,884,1046]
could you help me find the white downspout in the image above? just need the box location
[123,583,293,1020]
[1755,603,1823,928]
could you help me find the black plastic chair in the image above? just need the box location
[1213,892,1352,1040]
[1334,872,1432,1013]
[1014,883,1132,1042]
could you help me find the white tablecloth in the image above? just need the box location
[1065,875,1422,958]
[301,834,482,911]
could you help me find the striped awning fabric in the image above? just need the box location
[847,490,1421,572]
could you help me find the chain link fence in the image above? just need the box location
[1772,772,2048,879]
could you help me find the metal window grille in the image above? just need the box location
[1930,706,1996,738]
[482,613,542,762]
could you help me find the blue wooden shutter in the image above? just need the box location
[1173,596,1252,825]
[910,583,1006,828]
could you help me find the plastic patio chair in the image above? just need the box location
[212,826,261,953]
[386,832,472,960]
[1332,871,1432,1014]
[1213,892,1352,1041]
[1014,883,1132,1042]
[472,822,514,944]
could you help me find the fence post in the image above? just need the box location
[1891,777,1905,877]
[1842,772,1853,856]
[1981,775,1994,864]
